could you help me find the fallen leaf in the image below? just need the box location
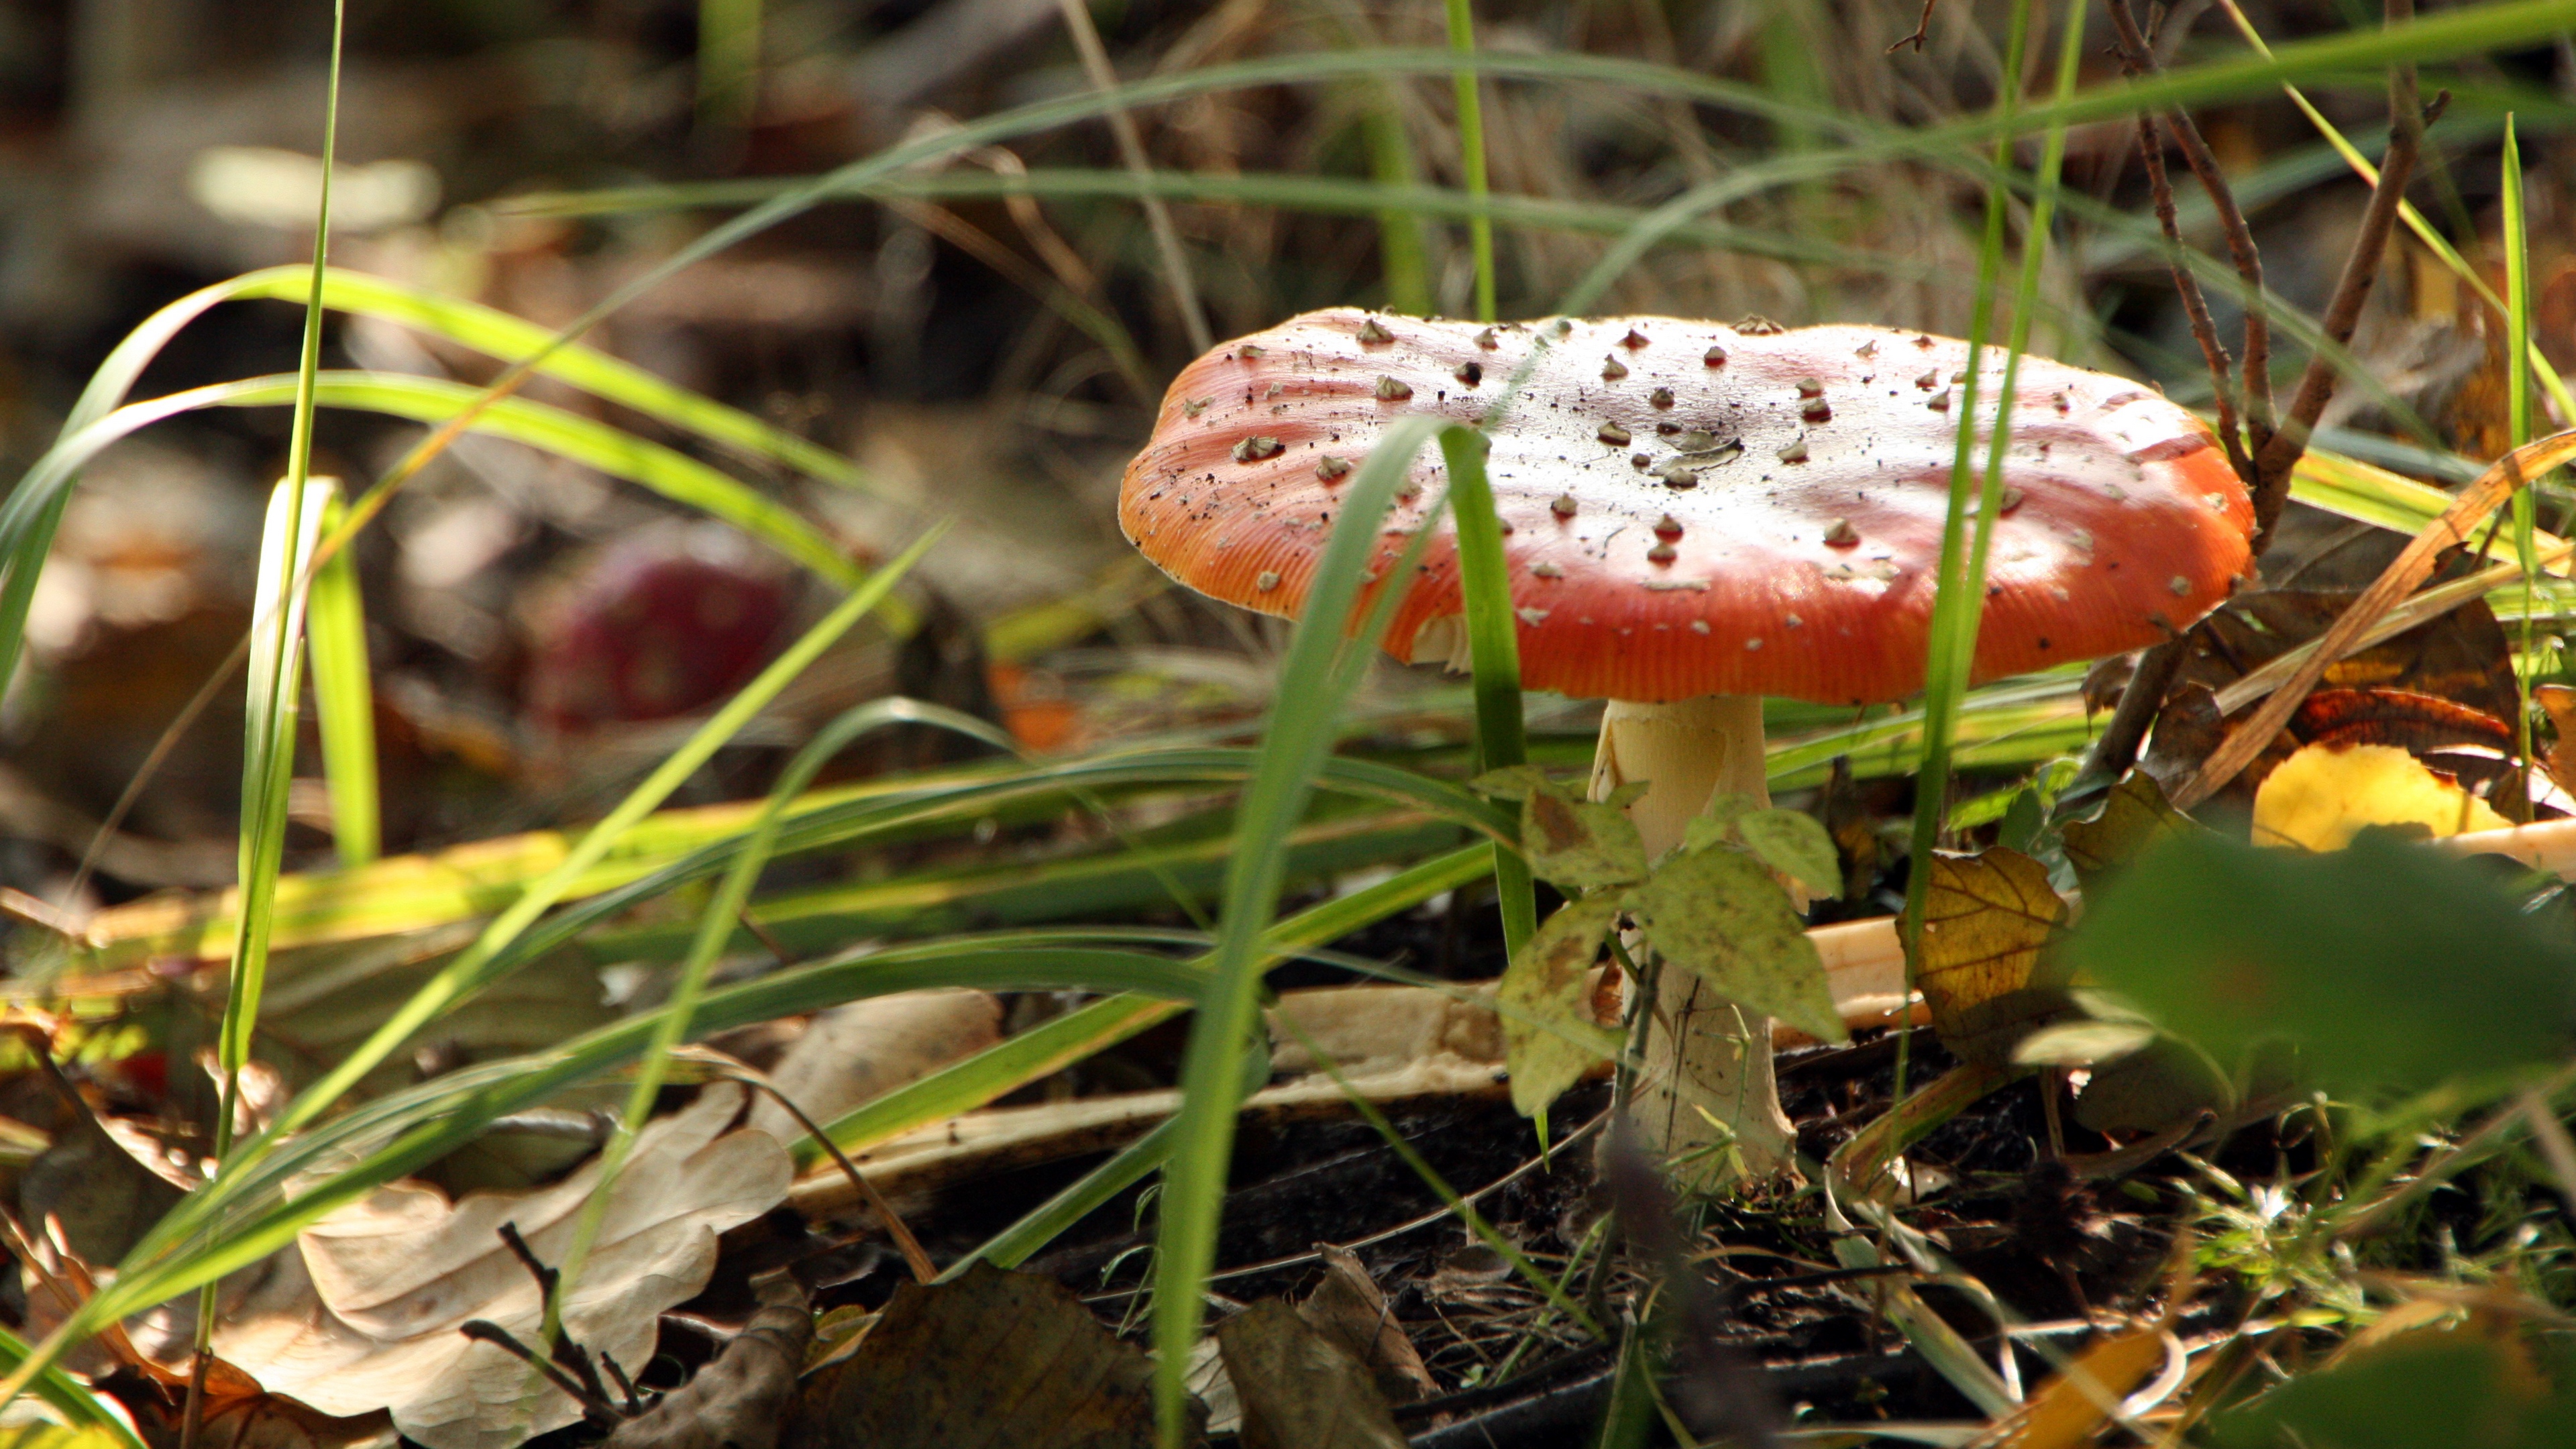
[1496,897,1623,1118]
[2061,773,2194,887]
[604,1273,810,1449]
[1218,1300,1407,1449]
[780,1259,1182,1448]
[1521,789,1648,891]
[2251,742,2510,851]
[1629,849,1842,1043]
[1297,1246,1434,1409]
[1917,849,2071,1068]
[2138,590,2521,806]
[159,1085,789,1449]
[745,989,1002,1144]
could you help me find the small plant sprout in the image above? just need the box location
[1118,309,2254,1187]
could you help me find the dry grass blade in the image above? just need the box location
[2176,429,2576,809]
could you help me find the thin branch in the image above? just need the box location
[2134,112,2252,483]
[2104,0,2251,483]
[459,1322,625,1426]
[724,1067,937,1284]
[2249,0,2434,552]
[2104,0,2275,455]
[2081,633,2192,783]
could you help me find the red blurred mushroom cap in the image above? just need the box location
[1118,311,2253,705]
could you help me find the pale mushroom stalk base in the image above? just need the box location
[1589,694,1796,1187]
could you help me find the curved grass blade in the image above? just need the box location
[1898,0,2085,1100]
[3,374,866,593]
[1440,427,1533,956]
[1150,414,1448,1445]
[51,847,1498,1368]
[74,267,888,498]
[547,694,998,1324]
[305,488,377,867]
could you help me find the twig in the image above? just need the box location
[2104,0,2251,484]
[725,1069,936,1283]
[459,1322,626,1426]
[2080,634,2190,782]
[2104,0,2273,455]
[1052,0,1212,354]
[1888,0,1939,53]
[496,1222,618,1409]
[2248,0,2436,553]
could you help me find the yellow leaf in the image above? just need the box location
[2251,743,2509,851]
[1919,849,2069,1067]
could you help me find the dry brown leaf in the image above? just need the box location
[1296,1246,1434,1409]
[1917,849,2070,1068]
[145,1085,789,1449]
[1218,1300,1407,1449]
[745,989,1002,1144]
[780,1259,1181,1449]
[604,1272,811,1449]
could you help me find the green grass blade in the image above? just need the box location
[74,747,1513,968]
[1150,415,1446,1445]
[1439,426,1533,957]
[2505,115,2540,783]
[1443,0,1496,321]
[699,0,761,124]
[271,526,941,1141]
[2215,3,2576,424]
[305,488,378,867]
[4,374,869,596]
[0,1326,142,1447]
[1360,103,1434,314]
[61,848,1496,1357]
[950,1117,1175,1277]
[81,267,891,498]
[1899,0,2085,1099]
[1898,0,2037,959]
[227,477,334,1128]
[549,695,976,1323]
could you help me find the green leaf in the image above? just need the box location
[1629,849,1841,1043]
[1466,763,1555,800]
[1731,809,1840,898]
[1497,896,1623,1118]
[1520,788,1647,891]
[2068,830,2576,1101]
[2205,1330,2571,1449]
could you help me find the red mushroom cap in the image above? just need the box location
[1118,311,2253,705]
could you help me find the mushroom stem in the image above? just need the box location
[1589,694,1797,1186]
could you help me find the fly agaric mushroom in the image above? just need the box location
[1119,311,2252,1183]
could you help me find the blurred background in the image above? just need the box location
[0,0,2569,912]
